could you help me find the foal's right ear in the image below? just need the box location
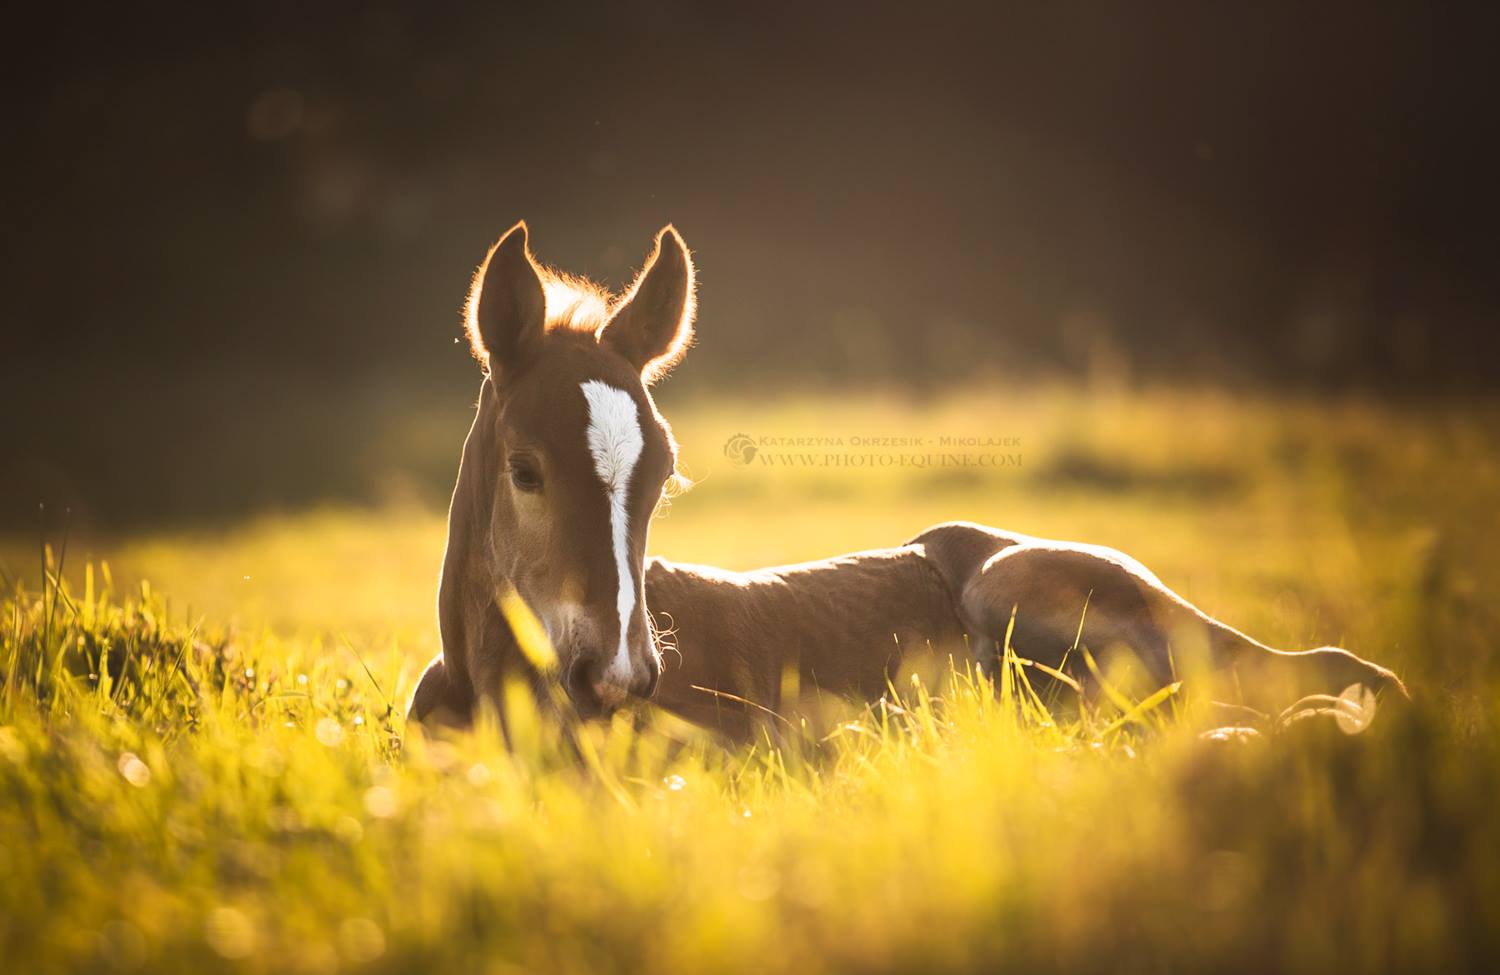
[464,222,547,374]
[598,226,696,384]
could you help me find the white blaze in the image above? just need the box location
[580,380,645,687]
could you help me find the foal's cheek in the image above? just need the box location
[489,490,548,578]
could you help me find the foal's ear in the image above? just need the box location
[599,226,696,383]
[465,222,547,374]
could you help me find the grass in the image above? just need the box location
[2,386,1499,972]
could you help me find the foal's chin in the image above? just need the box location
[558,661,643,721]
[563,694,614,721]
[560,683,634,722]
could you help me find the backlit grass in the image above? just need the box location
[2,388,1498,972]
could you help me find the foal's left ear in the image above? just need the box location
[464,222,547,376]
[599,226,696,384]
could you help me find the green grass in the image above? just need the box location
[2,387,1499,972]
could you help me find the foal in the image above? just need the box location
[410,222,685,726]
[409,224,1405,739]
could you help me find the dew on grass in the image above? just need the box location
[315,717,344,747]
[117,753,150,788]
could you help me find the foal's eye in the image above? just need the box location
[508,461,543,493]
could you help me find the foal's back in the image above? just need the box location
[645,547,967,737]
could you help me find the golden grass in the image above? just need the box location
[2,387,1498,972]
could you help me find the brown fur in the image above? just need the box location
[644,549,966,739]
[910,522,1407,713]
[411,224,1407,740]
[433,223,689,722]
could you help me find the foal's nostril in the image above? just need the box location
[641,656,662,699]
[565,656,605,711]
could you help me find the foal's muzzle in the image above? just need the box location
[563,651,660,717]
[640,655,662,699]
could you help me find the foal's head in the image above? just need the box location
[461,223,693,716]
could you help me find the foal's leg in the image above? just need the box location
[956,542,1406,713]
[407,654,475,729]
[969,636,1001,681]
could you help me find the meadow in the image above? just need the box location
[3,386,1498,973]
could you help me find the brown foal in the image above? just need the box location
[409,224,1405,740]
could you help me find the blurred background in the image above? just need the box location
[3,1,1497,532]
[9,9,1500,968]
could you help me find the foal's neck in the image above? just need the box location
[438,381,526,701]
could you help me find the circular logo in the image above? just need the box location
[723,433,758,466]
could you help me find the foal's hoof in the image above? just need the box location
[1199,725,1263,745]
[1278,683,1381,735]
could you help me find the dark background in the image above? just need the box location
[4,1,1497,529]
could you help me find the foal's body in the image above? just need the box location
[423,515,1403,738]
[644,524,1402,738]
[645,548,965,736]
[408,223,1404,739]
